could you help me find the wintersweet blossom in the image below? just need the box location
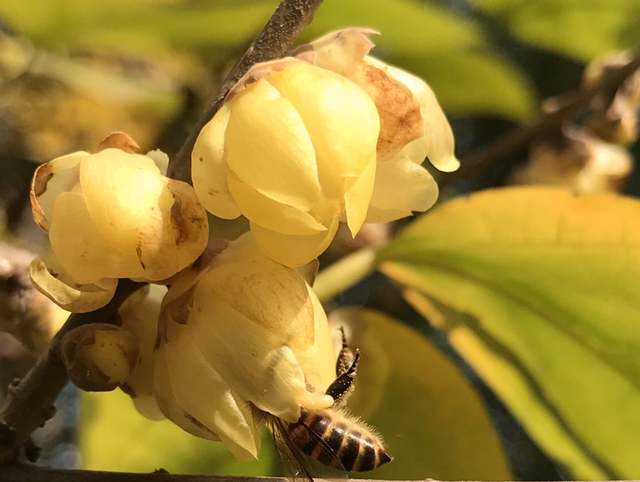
[193,28,458,267]
[150,233,336,460]
[298,28,459,222]
[30,147,209,312]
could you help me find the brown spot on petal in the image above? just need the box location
[136,244,146,271]
[351,62,423,160]
[30,164,54,231]
[98,132,140,153]
[171,198,188,245]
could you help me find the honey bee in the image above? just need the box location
[259,331,392,480]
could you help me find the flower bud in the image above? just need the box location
[193,29,458,267]
[30,143,209,312]
[117,284,167,420]
[59,323,138,392]
[154,232,336,460]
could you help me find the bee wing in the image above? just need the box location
[271,417,347,482]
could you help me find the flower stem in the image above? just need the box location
[313,248,378,302]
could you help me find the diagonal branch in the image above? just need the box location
[439,48,640,189]
[0,280,145,464]
[167,0,326,184]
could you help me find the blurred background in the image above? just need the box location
[1,0,639,480]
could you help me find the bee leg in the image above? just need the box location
[326,350,360,403]
[336,326,356,377]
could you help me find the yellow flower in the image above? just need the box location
[298,28,459,222]
[30,147,209,312]
[153,233,336,460]
[193,29,458,267]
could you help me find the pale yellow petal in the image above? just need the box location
[137,179,209,281]
[202,232,316,352]
[31,151,88,231]
[367,154,439,223]
[227,172,327,235]
[294,284,339,393]
[268,64,380,199]
[154,342,222,441]
[225,79,322,210]
[366,205,412,224]
[188,296,308,422]
[49,192,144,283]
[80,149,166,254]
[119,284,167,419]
[29,251,117,313]
[163,324,261,459]
[366,57,459,172]
[343,153,376,236]
[298,28,378,76]
[250,217,340,267]
[192,104,242,219]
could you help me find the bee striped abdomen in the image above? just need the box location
[290,409,392,472]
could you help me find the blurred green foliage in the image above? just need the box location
[380,187,640,479]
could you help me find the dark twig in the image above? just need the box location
[167,0,326,184]
[0,464,437,482]
[0,280,144,464]
[439,49,640,189]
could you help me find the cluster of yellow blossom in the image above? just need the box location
[29,29,457,462]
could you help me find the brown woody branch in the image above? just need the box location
[167,0,326,184]
[438,48,640,189]
[0,280,144,464]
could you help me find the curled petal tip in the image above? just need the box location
[98,132,140,153]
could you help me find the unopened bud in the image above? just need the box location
[59,323,138,392]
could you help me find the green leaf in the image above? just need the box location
[394,50,537,121]
[79,389,279,475]
[378,187,640,479]
[0,0,275,52]
[305,0,537,121]
[332,308,512,480]
[473,0,640,61]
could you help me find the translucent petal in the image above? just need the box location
[31,151,88,231]
[163,323,261,460]
[250,216,340,267]
[49,192,144,283]
[294,284,339,393]
[188,297,313,422]
[154,341,223,442]
[299,28,377,76]
[367,154,439,222]
[227,172,328,235]
[81,150,208,281]
[343,152,376,236]
[119,284,167,418]
[192,104,242,219]
[29,251,117,313]
[345,61,423,161]
[268,64,380,199]
[366,57,459,172]
[201,232,316,352]
[80,149,166,253]
[138,179,209,281]
[364,204,414,224]
[225,79,322,210]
